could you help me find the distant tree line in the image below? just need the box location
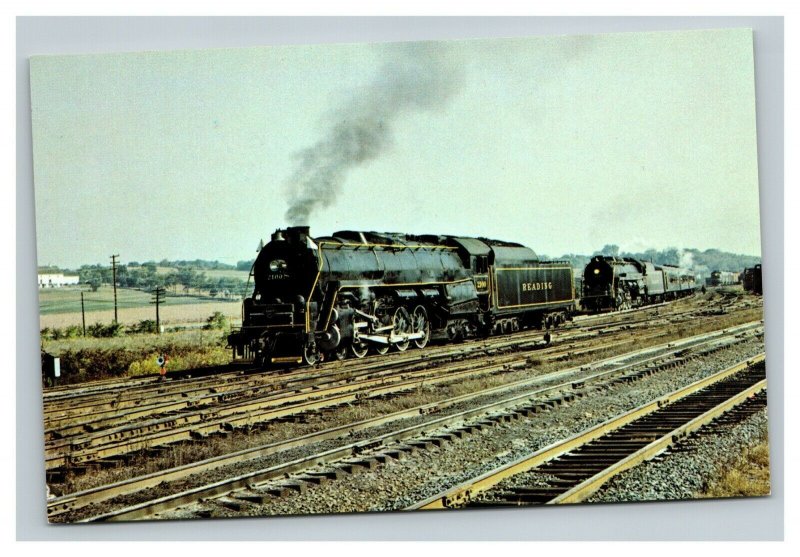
[76,262,251,297]
[127,259,237,270]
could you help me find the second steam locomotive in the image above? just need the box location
[581,255,698,312]
[228,227,575,366]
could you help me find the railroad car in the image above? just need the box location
[742,264,763,294]
[709,270,741,287]
[581,256,697,312]
[228,227,576,366]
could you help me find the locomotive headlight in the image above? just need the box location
[593,269,600,275]
[269,259,287,272]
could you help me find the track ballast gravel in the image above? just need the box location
[157,337,765,519]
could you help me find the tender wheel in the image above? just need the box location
[392,307,411,352]
[350,341,369,359]
[412,305,430,349]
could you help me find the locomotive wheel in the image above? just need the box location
[350,341,369,359]
[373,344,390,355]
[303,344,319,366]
[392,307,411,352]
[412,305,430,349]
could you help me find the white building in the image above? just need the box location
[38,273,80,288]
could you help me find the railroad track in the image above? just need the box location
[43,306,758,474]
[42,323,667,472]
[43,292,751,428]
[55,324,762,522]
[408,355,766,510]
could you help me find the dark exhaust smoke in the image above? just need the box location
[284,42,464,226]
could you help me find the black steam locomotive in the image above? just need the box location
[228,227,575,366]
[742,264,762,294]
[581,256,697,312]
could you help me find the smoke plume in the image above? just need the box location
[677,248,695,270]
[284,42,464,225]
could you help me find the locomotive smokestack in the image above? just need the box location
[286,226,311,244]
[283,42,464,226]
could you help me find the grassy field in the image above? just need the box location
[151,266,251,280]
[39,286,243,328]
[204,268,251,280]
[42,328,233,385]
[38,286,225,314]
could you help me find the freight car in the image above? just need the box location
[581,255,697,312]
[228,227,576,366]
[709,270,741,287]
[742,264,763,294]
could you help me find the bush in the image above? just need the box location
[87,322,125,338]
[204,311,228,331]
[41,325,83,340]
[60,325,83,339]
[128,319,158,335]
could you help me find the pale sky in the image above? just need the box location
[30,29,761,269]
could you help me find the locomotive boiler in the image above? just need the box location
[228,227,576,366]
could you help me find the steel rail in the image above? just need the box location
[549,378,766,504]
[42,319,593,421]
[43,294,729,403]
[44,320,761,470]
[43,294,747,434]
[45,303,740,436]
[408,353,766,510]
[42,320,664,452]
[45,320,749,470]
[57,324,760,521]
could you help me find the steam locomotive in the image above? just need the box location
[742,264,763,294]
[581,255,697,312]
[708,270,741,287]
[228,227,576,366]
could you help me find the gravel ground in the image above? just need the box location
[154,337,765,519]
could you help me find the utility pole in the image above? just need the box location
[80,292,86,337]
[151,287,165,334]
[110,254,120,324]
